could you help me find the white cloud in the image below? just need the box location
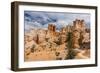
[24,11,90,31]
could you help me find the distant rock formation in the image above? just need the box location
[71,19,90,49]
[73,19,85,32]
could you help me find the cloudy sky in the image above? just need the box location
[24,11,90,31]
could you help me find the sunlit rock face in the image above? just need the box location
[72,30,80,49]
[71,19,90,50]
[37,29,47,44]
[73,19,86,32]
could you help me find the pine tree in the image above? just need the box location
[65,31,76,59]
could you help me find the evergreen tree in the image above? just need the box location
[65,32,76,59]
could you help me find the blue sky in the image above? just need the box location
[24,11,90,31]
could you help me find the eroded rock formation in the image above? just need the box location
[24,19,90,61]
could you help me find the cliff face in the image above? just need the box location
[24,19,90,61]
[72,19,90,49]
